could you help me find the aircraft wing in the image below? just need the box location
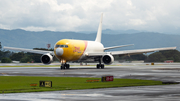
[104,44,134,50]
[3,46,54,55]
[86,47,176,57]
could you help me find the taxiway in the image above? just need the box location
[0,63,180,101]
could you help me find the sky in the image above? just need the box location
[0,0,180,34]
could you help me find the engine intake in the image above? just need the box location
[41,54,53,64]
[102,54,114,65]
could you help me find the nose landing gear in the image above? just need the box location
[61,63,70,69]
[60,59,70,70]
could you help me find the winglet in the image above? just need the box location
[95,13,103,43]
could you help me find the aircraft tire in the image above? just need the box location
[101,64,104,69]
[61,65,65,69]
[66,64,70,69]
[96,64,100,69]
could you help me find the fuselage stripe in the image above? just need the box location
[78,41,88,60]
[83,41,88,54]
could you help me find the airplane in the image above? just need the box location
[4,14,176,69]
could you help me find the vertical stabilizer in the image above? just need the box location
[95,13,103,43]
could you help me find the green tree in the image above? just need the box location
[0,50,13,60]
[145,52,166,62]
[0,42,2,60]
[1,57,12,63]
[0,50,2,60]
[2,50,12,58]
[160,50,180,62]
[20,56,33,63]
[27,53,41,63]
[10,52,25,61]
[173,55,180,62]
[0,42,2,50]
[117,54,147,61]
[128,54,147,60]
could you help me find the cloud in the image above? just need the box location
[0,0,180,34]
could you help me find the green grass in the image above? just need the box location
[0,65,60,67]
[0,65,95,67]
[0,76,163,93]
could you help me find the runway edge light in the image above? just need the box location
[39,81,52,87]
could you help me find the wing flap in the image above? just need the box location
[3,46,54,55]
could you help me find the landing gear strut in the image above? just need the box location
[96,58,104,69]
[60,59,70,70]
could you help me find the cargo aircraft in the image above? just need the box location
[4,14,176,69]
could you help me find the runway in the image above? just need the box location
[0,63,180,101]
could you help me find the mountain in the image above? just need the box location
[102,29,141,34]
[78,29,141,34]
[0,29,179,51]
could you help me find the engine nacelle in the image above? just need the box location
[102,54,114,65]
[41,54,53,64]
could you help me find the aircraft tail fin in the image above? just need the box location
[95,13,103,43]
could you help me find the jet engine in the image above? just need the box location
[41,53,53,64]
[102,54,114,65]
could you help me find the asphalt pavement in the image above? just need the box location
[0,63,180,101]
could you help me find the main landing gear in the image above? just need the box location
[96,64,104,69]
[96,58,104,69]
[61,63,70,69]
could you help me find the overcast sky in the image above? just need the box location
[0,0,180,34]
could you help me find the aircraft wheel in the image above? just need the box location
[66,64,70,69]
[101,64,104,69]
[61,65,65,69]
[96,64,100,69]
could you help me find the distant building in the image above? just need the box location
[164,60,174,63]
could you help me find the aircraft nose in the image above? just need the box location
[56,48,64,56]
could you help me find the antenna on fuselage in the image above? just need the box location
[95,13,103,43]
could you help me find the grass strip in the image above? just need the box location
[0,76,164,93]
[0,65,97,67]
[0,65,60,67]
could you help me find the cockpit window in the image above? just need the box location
[55,45,60,48]
[55,45,68,48]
